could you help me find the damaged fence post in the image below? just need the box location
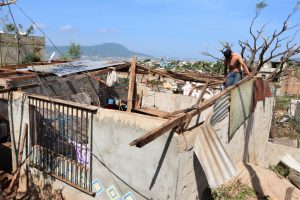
[127,57,137,112]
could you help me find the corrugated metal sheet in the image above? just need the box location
[229,79,253,140]
[194,114,236,188]
[17,60,126,76]
[281,154,300,173]
[211,93,230,126]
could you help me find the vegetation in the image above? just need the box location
[269,163,289,178]
[212,180,256,200]
[275,95,295,111]
[20,52,41,64]
[294,68,300,79]
[4,23,35,36]
[4,23,16,33]
[60,42,81,60]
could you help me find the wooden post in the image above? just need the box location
[18,123,28,166]
[6,123,28,195]
[127,57,137,112]
[184,81,209,130]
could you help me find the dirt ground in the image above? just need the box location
[235,163,300,200]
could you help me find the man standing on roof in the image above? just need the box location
[223,49,251,88]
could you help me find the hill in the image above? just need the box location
[46,43,151,58]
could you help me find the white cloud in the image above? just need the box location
[96,29,119,34]
[60,25,73,32]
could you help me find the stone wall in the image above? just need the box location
[0,33,45,66]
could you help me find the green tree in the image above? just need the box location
[67,42,81,59]
[26,25,35,36]
[4,23,16,33]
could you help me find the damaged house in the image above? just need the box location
[0,59,300,200]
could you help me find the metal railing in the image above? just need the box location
[28,96,94,194]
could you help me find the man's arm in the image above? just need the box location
[239,57,251,76]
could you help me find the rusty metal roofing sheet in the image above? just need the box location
[229,79,253,140]
[194,115,236,188]
[17,60,126,77]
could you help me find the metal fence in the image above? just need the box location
[28,96,94,193]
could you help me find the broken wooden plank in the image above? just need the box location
[135,89,143,109]
[0,83,41,94]
[130,77,252,148]
[90,75,106,84]
[17,123,28,166]
[6,123,28,196]
[284,187,295,200]
[127,58,137,112]
[195,81,209,105]
[130,113,186,147]
[137,64,185,83]
[184,81,209,130]
[134,108,170,118]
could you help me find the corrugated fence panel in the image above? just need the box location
[229,79,253,140]
[211,93,230,126]
[194,117,236,188]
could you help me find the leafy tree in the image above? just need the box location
[4,23,16,33]
[67,42,81,59]
[26,25,35,36]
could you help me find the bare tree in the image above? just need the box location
[202,1,300,81]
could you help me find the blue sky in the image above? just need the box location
[1,0,300,59]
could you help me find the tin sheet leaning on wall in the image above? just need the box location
[194,114,236,188]
[229,79,253,140]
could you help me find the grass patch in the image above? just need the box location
[275,95,296,111]
[212,180,256,200]
[269,163,289,178]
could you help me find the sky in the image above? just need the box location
[0,0,300,59]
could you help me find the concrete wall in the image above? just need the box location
[139,85,213,129]
[213,97,274,165]
[7,91,186,199]
[89,110,179,200]
[281,75,300,95]
[0,33,45,66]
[257,143,300,168]
[140,86,197,112]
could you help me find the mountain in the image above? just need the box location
[46,43,151,58]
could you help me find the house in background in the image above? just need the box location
[281,65,300,95]
[257,61,285,79]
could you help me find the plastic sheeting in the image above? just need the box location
[229,79,253,140]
